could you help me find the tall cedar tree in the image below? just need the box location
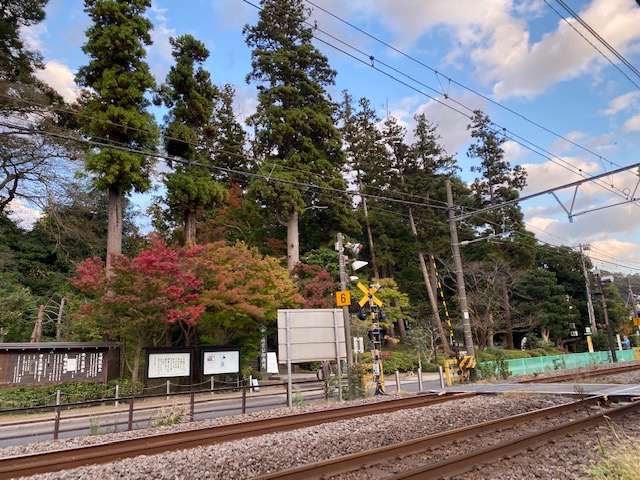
[0,0,50,115]
[380,113,459,353]
[75,0,159,271]
[466,110,533,349]
[209,84,248,184]
[339,92,390,279]
[244,0,347,270]
[157,35,225,244]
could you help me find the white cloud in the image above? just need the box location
[7,200,42,230]
[603,91,640,115]
[623,114,640,132]
[147,1,176,83]
[360,0,640,100]
[35,61,78,103]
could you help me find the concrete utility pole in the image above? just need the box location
[337,233,353,368]
[594,269,617,363]
[579,244,597,333]
[446,180,475,358]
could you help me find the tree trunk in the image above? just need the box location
[418,251,454,355]
[541,326,550,343]
[407,206,454,355]
[397,317,407,341]
[184,209,196,245]
[131,336,145,382]
[56,297,65,341]
[30,305,44,342]
[501,276,514,349]
[487,326,495,348]
[286,210,300,270]
[360,181,379,279]
[106,186,124,275]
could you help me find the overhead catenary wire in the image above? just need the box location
[4,4,640,271]
[241,0,640,213]
[304,0,636,169]
[548,0,640,89]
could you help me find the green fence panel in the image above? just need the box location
[479,349,637,377]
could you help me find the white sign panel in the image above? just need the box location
[277,309,346,363]
[267,352,279,374]
[203,350,240,375]
[148,352,191,378]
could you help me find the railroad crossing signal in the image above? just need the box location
[336,290,351,307]
[357,282,382,308]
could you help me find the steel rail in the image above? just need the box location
[389,399,640,479]
[519,362,640,383]
[0,392,473,479]
[250,396,603,479]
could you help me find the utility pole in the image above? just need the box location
[594,269,617,363]
[337,233,353,395]
[446,180,475,359]
[579,244,597,333]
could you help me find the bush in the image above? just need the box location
[477,350,511,380]
[0,379,143,409]
[381,351,420,374]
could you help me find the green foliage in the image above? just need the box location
[244,0,350,267]
[157,34,225,242]
[477,350,511,380]
[348,363,369,399]
[292,389,308,407]
[381,351,420,374]
[0,378,143,409]
[76,0,159,194]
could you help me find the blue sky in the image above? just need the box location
[18,0,640,273]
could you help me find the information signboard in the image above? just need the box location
[202,349,240,375]
[147,352,191,378]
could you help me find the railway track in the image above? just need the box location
[0,392,472,479]
[250,396,640,479]
[518,361,640,384]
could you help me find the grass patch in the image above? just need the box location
[588,436,640,479]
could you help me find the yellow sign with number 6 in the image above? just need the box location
[336,290,351,307]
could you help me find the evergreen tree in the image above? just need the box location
[466,110,533,349]
[0,0,53,116]
[244,0,347,270]
[157,34,225,244]
[75,0,159,271]
[209,84,248,184]
[339,92,389,278]
[467,110,527,238]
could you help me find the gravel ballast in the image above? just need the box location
[4,368,640,479]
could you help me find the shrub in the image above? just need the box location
[381,351,419,374]
[477,350,511,380]
[0,379,143,409]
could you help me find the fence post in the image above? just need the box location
[241,385,247,414]
[115,384,120,408]
[210,376,214,394]
[128,396,134,431]
[190,391,195,423]
[395,370,401,393]
[53,391,61,440]
[417,367,423,391]
[166,380,170,401]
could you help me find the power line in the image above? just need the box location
[550,0,640,88]
[304,0,635,168]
